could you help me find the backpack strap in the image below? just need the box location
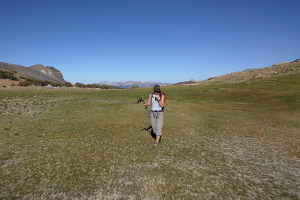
[152,92,160,102]
[152,92,165,111]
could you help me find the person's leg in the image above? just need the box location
[155,112,164,144]
[150,112,157,135]
[156,136,161,144]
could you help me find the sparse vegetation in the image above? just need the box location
[0,73,299,199]
[0,70,19,81]
[63,82,73,87]
[17,77,63,87]
[201,59,300,84]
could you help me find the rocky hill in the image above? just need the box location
[0,62,66,84]
[199,59,300,84]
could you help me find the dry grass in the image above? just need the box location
[0,79,19,86]
[0,74,299,199]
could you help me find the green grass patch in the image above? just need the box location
[0,74,299,199]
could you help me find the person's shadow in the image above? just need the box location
[141,126,156,139]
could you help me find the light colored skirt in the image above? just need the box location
[150,111,164,136]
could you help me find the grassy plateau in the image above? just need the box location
[0,74,299,200]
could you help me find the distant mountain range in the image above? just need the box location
[98,81,170,89]
[0,62,66,83]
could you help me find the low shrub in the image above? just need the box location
[63,82,73,87]
[0,70,19,81]
[18,81,30,87]
[18,77,63,87]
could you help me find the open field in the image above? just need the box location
[1,74,300,199]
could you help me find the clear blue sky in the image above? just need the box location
[1,0,299,83]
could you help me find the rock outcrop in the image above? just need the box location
[0,62,66,84]
[30,65,65,83]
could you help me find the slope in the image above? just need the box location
[0,62,66,84]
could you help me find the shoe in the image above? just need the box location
[153,142,160,147]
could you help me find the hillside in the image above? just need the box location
[0,62,66,84]
[200,59,300,84]
[174,80,197,85]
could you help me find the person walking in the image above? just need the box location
[144,85,165,146]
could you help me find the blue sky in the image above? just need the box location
[1,0,299,83]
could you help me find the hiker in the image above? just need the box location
[144,85,165,146]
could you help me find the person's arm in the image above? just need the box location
[158,94,165,107]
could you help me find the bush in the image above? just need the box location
[75,82,84,88]
[18,81,30,87]
[0,70,19,81]
[17,77,63,87]
[63,82,73,87]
